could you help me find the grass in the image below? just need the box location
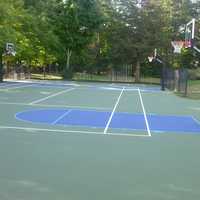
[73,72,160,84]
[31,73,62,80]
[30,72,160,85]
[73,72,113,81]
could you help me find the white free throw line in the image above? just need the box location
[0,125,149,137]
[138,88,151,137]
[104,87,125,134]
[29,88,75,105]
[51,110,72,125]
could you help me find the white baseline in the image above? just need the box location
[0,125,149,137]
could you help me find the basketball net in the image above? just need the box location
[184,40,192,48]
[171,41,184,54]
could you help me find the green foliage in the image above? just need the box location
[180,48,193,68]
[49,0,102,70]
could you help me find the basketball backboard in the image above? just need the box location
[185,18,200,53]
[148,49,157,62]
[5,43,16,56]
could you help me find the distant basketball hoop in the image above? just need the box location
[148,49,157,63]
[5,43,16,56]
[171,41,191,54]
[171,41,185,54]
[148,56,154,62]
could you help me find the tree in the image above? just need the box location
[50,0,102,79]
[18,0,60,74]
[99,0,168,82]
[0,0,26,81]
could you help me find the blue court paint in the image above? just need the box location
[16,109,68,124]
[110,113,146,130]
[149,115,200,133]
[15,109,200,134]
[55,110,111,127]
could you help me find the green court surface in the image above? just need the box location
[0,80,200,200]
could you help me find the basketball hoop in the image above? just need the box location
[171,41,184,54]
[4,43,16,56]
[148,49,157,63]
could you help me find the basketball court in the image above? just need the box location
[0,80,200,199]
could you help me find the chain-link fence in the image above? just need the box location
[2,64,159,84]
[163,67,188,96]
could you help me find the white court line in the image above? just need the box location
[191,116,200,126]
[29,88,75,105]
[138,88,151,137]
[5,79,80,86]
[0,125,149,137]
[0,82,12,86]
[104,87,125,134]
[0,83,25,88]
[5,84,35,90]
[51,110,72,125]
[190,107,200,111]
[0,101,110,111]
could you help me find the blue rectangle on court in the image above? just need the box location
[110,113,200,133]
[16,109,68,124]
[16,109,200,134]
[56,110,111,128]
[110,113,146,130]
[149,115,200,133]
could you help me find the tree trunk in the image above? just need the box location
[174,69,179,92]
[43,53,47,79]
[135,60,140,83]
[43,66,46,79]
[66,48,72,69]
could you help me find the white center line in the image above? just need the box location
[138,88,151,137]
[51,110,72,125]
[104,87,125,134]
[29,88,75,105]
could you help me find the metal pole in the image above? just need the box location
[155,55,165,91]
[161,63,165,91]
